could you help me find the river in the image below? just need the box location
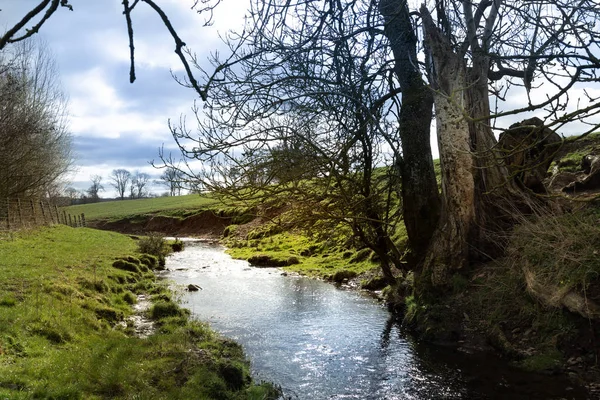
[164,239,587,399]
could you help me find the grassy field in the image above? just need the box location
[0,226,278,399]
[63,194,218,221]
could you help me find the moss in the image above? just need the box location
[329,270,358,283]
[349,248,371,263]
[360,276,388,291]
[519,349,563,372]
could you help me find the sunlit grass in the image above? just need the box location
[0,225,279,399]
[62,194,218,221]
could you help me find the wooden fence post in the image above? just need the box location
[81,213,86,227]
[40,201,47,224]
[5,198,9,230]
[16,198,23,227]
[30,199,37,225]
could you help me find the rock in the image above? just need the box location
[187,284,202,291]
[499,117,562,192]
[329,270,358,284]
[546,171,581,192]
[563,154,600,193]
[581,154,600,174]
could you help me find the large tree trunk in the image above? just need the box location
[420,7,540,287]
[420,8,477,286]
[379,0,440,264]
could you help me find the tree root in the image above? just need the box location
[524,269,600,320]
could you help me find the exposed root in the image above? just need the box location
[524,268,600,320]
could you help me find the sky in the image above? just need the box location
[1,0,248,197]
[1,1,598,198]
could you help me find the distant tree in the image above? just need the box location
[110,169,131,200]
[0,38,73,199]
[158,167,183,196]
[64,186,79,204]
[130,171,150,199]
[86,175,104,202]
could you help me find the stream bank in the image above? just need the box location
[164,239,590,399]
[94,202,600,397]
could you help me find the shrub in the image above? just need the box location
[95,307,124,323]
[138,232,170,258]
[170,239,184,252]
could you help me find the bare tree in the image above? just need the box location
[169,0,600,289]
[130,171,151,198]
[64,186,80,204]
[110,169,131,200]
[158,167,183,196]
[86,175,104,202]
[165,0,412,283]
[0,38,73,199]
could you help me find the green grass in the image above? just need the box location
[63,194,218,221]
[0,225,279,399]
[226,231,382,280]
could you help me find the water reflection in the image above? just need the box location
[165,241,586,400]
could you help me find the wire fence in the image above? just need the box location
[0,198,85,231]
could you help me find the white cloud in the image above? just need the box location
[65,67,190,141]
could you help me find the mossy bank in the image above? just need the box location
[0,225,279,399]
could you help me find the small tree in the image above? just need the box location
[0,38,73,199]
[110,169,131,200]
[86,175,104,202]
[158,167,183,196]
[130,171,150,199]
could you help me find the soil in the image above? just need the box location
[91,210,230,238]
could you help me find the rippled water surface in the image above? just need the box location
[165,240,586,399]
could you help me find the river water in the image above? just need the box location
[165,240,587,399]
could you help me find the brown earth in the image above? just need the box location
[90,210,231,238]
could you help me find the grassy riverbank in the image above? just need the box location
[0,226,278,399]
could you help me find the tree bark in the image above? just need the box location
[379,0,441,264]
[421,7,476,286]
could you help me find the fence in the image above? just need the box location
[0,198,85,231]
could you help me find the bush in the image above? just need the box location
[138,232,170,258]
[170,239,184,252]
